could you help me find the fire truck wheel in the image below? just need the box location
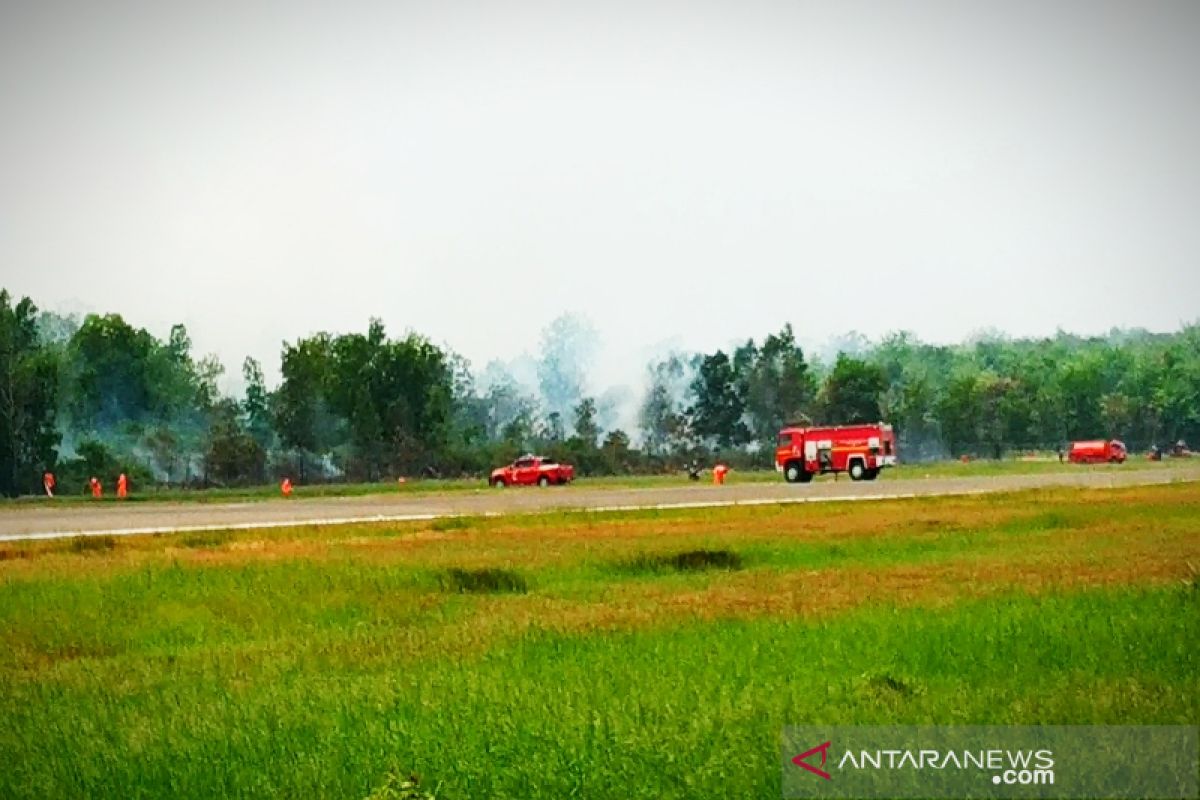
[493,478,506,488]
[538,475,551,487]
[784,462,803,483]
[798,469,814,483]
[863,468,879,481]
[849,461,866,481]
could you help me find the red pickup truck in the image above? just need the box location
[489,455,575,487]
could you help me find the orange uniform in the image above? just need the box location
[281,477,293,497]
[712,463,729,485]
[89,477,102,498]
[117,473,128,499]
[43,472,55,497]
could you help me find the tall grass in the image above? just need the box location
[1,483,1197,798]
[1,590,1193,799]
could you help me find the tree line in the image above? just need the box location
[644,325,1200,462]
[1,288,1197,496]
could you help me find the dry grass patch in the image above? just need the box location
[485,535,1196,637]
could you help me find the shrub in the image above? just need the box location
[439,568,527,594]
[621,548,743,573]
[68,535,117,554]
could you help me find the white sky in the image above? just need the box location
[1,0,1198,396]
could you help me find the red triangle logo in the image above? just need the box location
[792,740,832,780]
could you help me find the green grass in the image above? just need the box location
[1,483,1197,798]
[2,591,1193,799]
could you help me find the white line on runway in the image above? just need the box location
[5,469,1198,543]
[0,489,990,542]
[0,513,445,542]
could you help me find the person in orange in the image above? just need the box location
[281,477,293,497]
[713,463,729,485]
[89,476,102,498]
[43,471,55,498]
[117,473,129,499]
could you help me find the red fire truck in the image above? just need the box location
[774,423,897,483]
[1067,440,1126,464]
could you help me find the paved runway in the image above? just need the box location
[2,466,1197,541]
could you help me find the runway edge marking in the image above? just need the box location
[1,489,959,542]
[3,470,1195,543]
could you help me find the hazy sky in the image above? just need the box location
[1,0,1198,394]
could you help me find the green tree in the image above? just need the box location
[1058,354,1105,440]
[573,397,600,448]
[937,369,981,456]
[689,351,747,447]
[275,322,454,478]
[537,314,598,428]
[444,352,490,460]
[818,354,885,424]
[205,399,267,485]
[600,429,633,473]
[539,411,565,445]
[66,313,158,429]
[976,373,1030,458]
[742,324,816,442]
[0,292,60,495]
[1153,326,1200,447]
[242,356,273,449]
[275,334,336,478]
[1099,392,1136,441]
[639,356,690,456]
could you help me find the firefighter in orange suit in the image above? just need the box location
[713,463,729,485]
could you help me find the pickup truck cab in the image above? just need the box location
[489,455,575,487]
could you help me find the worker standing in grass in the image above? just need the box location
[281,477,293,497]
[43,471,55,497]
[89,477,102,498]
[117,473,128,499]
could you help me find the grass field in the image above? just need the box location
[1,482,1197,798]
[5,455,1193,507]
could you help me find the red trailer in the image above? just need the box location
[774,423,897,483]
[1067,440,1126,464]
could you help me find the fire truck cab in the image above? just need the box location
[775,423,897,483]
